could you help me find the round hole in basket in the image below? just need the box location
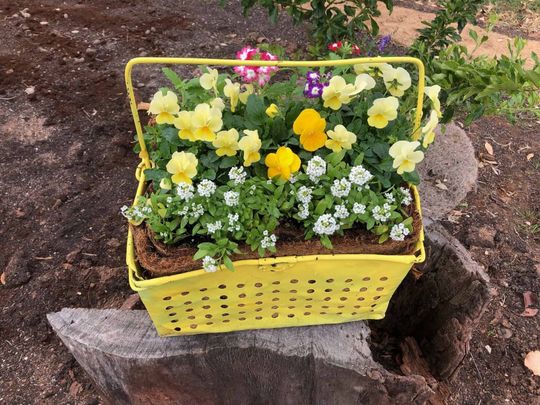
[218,284,226,289]
[222,313,230,317]
[326,279,334,283]
[272,289,280,293]
[307,289,314,293]
[255,301,263,305]
[202,296,209,301]
[357,297,365,301]
[220,295,228,300]
[373,296,381,300]
[338,305,345,308]
[174,327,181,331]
[304,312,311,316]
[163,296,172,301]
[340,297,348,301]
[223,319,230,323]
[255,308,263,312]
[345,278,353,283]
[255,316,263,320]
[202,305,210,309]
[306,297,313,301]
[187,315,195,320]
[239,317,246,321]
[287,314,295,318]
[181,291,189,296]
[238,303,245,307]
[342,288,350,292]
[271,313,279,318]
[320,312,327,315]
[185,308,193,312]
[239,293,246,298]
[289,298,297,302]
[184,301,192,305]
[289,289,297,293]
[206,322,213,325]
[360,287,368,292]
[290,279,298,284]
[323,297,331,301]
[288,305,295,309]
[362,277,370,282]
[379,277,388,281]
[305,304,312,308]
[221,304,229,309]
[168,312,177,317]
[272,297,279,302]
[205,314,212,319]
[254,283,263,288]
[272,281,280,285]
[308,280,316,284]
[351,312,357,315]
[165,306,173,310]
[255,292,263,297]
[324,288,332,293]
[322,305,329,309]
[271,305,278,309]
[199,288,207,292]
[171,319,178,323]
[237,283,245,288]
[376,287,384,291]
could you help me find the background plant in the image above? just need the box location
[220,0,393,48]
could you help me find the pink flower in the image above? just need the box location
[328,41,343,51]
[233,46,278,86]
[351,44,361,55]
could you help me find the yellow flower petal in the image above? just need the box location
[166,151,198,184]
[264,146,301,180]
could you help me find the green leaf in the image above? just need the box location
[162,67,183,89]
[320,236,333,249]
[144,169,167,182]
[223,256,235,271]
[326,150,346,166]
[245,94,266,126]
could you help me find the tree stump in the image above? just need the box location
[48,224,489,405]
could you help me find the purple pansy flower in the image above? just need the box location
[378,35,391,53]
[306,71,321,83]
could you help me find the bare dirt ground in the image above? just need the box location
[0,1,538,404]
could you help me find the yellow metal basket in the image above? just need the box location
[125,56,426,336]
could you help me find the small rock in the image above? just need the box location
[4,251,31,288]
[62,263,74,271]
[52,199,62,209]
[6,68,14,74]
[85,47,96,58]
[499,326,513,339]
[66,249,81,264]
[466,226,496,248]
[139,51,148,57]
[40,21,49,25]
[120,294,140,310]
[73,57,85,64]
[24,86,35,95]
[485,345,492,354]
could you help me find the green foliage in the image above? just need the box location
[220,0,393,48]
[410,0,486,58]
[426,35,540,124]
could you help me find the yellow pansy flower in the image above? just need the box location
[353,62,391,77]
[265,146,301,181]
[239,84,254,104]
[173,111,197,142]
[238,129,262,167]
[199,67,219,93]
[191,103,223,142]
[166,151,198,184]
[210,97,225,112]
[148,90,180,125]
[354,73,376,93]
[292,109,327,152]
[325,125,357,152]
[223,79,241,112]
[213,129,240,157]
[382,66,411,97]
[321,76,359,110]
[367,97,399,129]
[389,140,424,175]
[265,103,279,118]
[421,110,439,148]
[425,85,442,118]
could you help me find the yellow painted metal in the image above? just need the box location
[124,56,426,336]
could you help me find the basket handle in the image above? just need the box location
[125,56,426,169]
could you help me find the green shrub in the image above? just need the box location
[221,0,393,48]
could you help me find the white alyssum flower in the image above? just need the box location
[313,214,340,235]
[352,202,366,215]
[390,223,410,241]
[372,203,392,222]
[166,196,173,204]
[202,256,218,272]
[197,179,217,197]
[207,220,223,234]
[334,204,349,220]
[176,183,195,201]
[289,174,297,184]
[298,203,310,219]
[260,230,277,249]
[159,231,168,238]
[330,178,351,198]
[228,166,247,185]
[399,187,413,206]
[141,206,152,215]
[349,165,373,186]
[384,192,395,204]
[296,186,313,204]
[306,156,326,182]
[249,184,257,195]
[121,205,149,222]
[224,190,240,207]
[227,213,241,232]
[176,206,189,216]
[190,203,204,219]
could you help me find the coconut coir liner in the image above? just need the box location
[131,200,423,278]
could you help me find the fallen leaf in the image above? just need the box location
[524,351,540,376]
[485,141,494,155]
[521,291,538,317]
[137,101,150,110]
[527,153,535,161]
[69,381,82,397]
[0,272,5,285]
[485,345,492,354]
[435,179,448,190]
